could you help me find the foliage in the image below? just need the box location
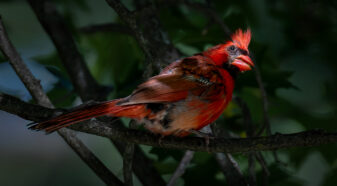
[0,0,336,185]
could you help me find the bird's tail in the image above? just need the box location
[28,99,146,133]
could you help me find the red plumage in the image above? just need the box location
[29,29,253,137]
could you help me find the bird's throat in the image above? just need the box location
[222,63,239,79]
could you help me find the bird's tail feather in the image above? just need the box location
[28,99,126,133]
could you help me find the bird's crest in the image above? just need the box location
[231,29,251,50]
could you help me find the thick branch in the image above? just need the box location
[1,94,337,153]
[0,18,123,186]
[105,0,180,71]
[27,0,107,101]
[53,119,337,153]
[2,86,337,154]
[0,93,60,121]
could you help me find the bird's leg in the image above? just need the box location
[188,129,215,151]
[158,134,166,147]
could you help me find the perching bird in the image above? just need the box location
[29,29,254,137]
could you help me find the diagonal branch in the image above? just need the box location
[167,150,195,186]
[112,139,167,186]
[27,0,164,184]
[215,153,248,186]
[0,18,52,108]
[27,0,108,101]
[211,123,248,185]
[0,18,123,186]
[105,0,180,72]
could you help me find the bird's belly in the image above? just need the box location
[140,98,227,137]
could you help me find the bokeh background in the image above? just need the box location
[0,0,336,185]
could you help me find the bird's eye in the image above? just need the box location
[228,45,236,51]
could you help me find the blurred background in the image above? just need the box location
[0,0,336,185]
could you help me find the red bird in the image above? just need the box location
[29,29,253,137]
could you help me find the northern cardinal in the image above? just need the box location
[29,29,253,137]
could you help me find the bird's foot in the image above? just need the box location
[188,129,215,152]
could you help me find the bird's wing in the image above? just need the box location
[119,56,224,105]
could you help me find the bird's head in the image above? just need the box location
[203,29,254,72]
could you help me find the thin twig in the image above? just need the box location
[255,152,270,186]
[0,18,123,186]
[248,154,257,186]
[236,97,270,185]
[254,62,271,136]
[215,153,248,186]
[167,150,195,186]
[113,139,167,186]
[253,57,281,163]
[211,122,248,185]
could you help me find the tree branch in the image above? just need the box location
[105,0,180,72]
[26,0,166,184]
[255,61,272,136]
[248,153,257,186]
[112,140,167,186]
[167,150,195,186]
[0,93,60,121]
[1,93,337,152]
[211,123,248,186]
[56,128,124,186]
[0,92,165,186]
[0,18,52,107]
[1,94,337,153]
[27,0,108,101]
[123,120,136,186]
[215,153,248,186]
[100,2,179,184]
[255,152,270,186]
[0,18,123,186]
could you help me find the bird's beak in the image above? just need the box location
[232,55,254,72]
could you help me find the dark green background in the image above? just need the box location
[0,0,336,185]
